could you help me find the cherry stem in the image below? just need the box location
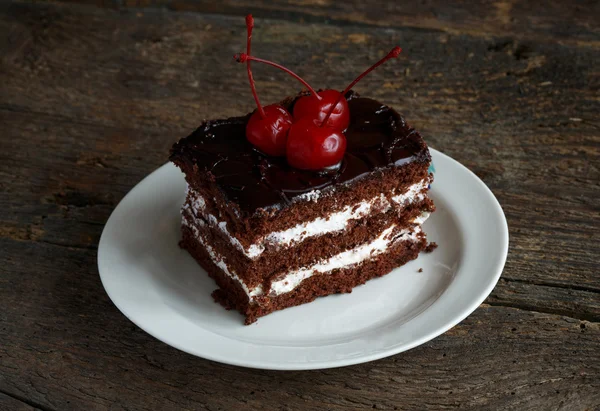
[234,53,321,100]
[244,15,266,118]
[321,46,402,127]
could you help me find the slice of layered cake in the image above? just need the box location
[170,92,434,324]
[170,15,435,324]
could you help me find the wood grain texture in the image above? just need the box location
[1,1,599,410]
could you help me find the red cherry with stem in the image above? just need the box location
[233,53,348,129]
[240,15,292,156]
[321,46,402,126]
[288,47,402,170]
[286,117,347,170]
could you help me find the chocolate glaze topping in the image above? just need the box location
[170,92,430,215]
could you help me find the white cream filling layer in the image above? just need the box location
[185,177,429,259]
[183,210,429,301]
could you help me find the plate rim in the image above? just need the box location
[98,148,509,370]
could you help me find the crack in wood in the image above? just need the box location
[0,388,56,411]
[485,301,600,323]
[500,277,600,294]
[36,239,98,251]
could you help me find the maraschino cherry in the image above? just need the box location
[287,47,403,170]
[242,15,292,157]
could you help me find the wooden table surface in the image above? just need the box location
[1,1,599,410]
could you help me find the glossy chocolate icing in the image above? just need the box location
[170,92,430,215]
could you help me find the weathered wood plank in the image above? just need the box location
[53,0,600,46]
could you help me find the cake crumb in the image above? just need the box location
[418,268,423,273]
[212,289,234,310]
[424,242,438,253]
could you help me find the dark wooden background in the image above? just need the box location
[1,0,599,410]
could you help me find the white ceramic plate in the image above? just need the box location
[98,149,508,370]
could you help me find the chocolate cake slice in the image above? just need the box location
[170,91,435,324]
